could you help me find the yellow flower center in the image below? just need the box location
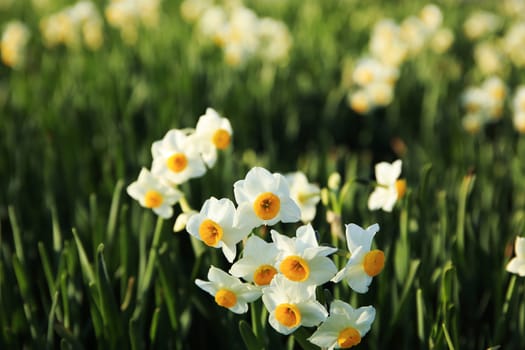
[490,86,505,101]
[357,69,374,85]
[395,179,407,199]
[363,249,385,277]
[253,265,278,286]
[166,153,188,173]
[280,256,310,282]
[253,192,280,220]
[144,190,163,208]
[214,289,237,308]
[350,93,370,114]
[212,129,231,150]
[337,327,361,348]
[198,219,223,246]
[275,303,301,328]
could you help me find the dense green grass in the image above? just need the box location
[2,0,525,349]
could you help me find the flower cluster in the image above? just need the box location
[39,1,104,51]
[460,76,507,134]
[180,1,292,67]
[105,0,161,45]
[191,166,383,347]
[1,20,30,69]
[126,108,233,218]
[347,3,454,114]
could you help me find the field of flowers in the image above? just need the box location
[2,0,525,349]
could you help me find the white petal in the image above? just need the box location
[153,205,173,219]
[279,197,302,223]
[515,237,525,258]
[506,257,525,276]
[368,187,391,211]
[228,301,249,314]
[347,269,373,294]
[345,224,375,253]
[195,279,217,296]
[298,301,328,327]
[234,202,259,230]
[355,306,376,335]
[221,242,237,263]
[375,160,402,185]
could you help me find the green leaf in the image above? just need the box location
[96,244,122,338]
[38,241,56,297]
[8,206,25,265]
[292,327,318,350]
[106,179,124,245]
[47,291,60,347]
[12,255,38,341]
[72,229,96,284]
[239,320,264,350]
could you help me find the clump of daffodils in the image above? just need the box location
[347,57,399,114]
[463,10,502,41]
[460,76,507,134]
[180,1,292,66]
[40,1,104,50]
[190,165,384,346]
[1,20,30,69]
[126,108,233,219]
[348,3,454,115]
[105,0,162,45]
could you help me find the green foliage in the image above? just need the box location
[1,0,525,349]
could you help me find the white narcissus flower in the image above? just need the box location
[506,237,525,276]
[1,20,30,69]
[229,235,280,286]
[195,266,262,314]
[285,172,321,223]
[308,300,376,350]
[332,223,385,294]
[233,167,301,229]
[186,197,249,262]
[262,274,327,335]
[151,129,206,185]
[126,168,183,218]
[193,107,233,167]
[271,224,337,287]
[368,159,405,212]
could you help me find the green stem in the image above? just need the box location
[138,216,164,301]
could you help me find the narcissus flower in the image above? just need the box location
[272,224,337,286]
[1,20,30,68]
[368,159,405,212]
[233,167,301,229]
[308,300,376,349]
[332,223,384,294]
[285,172,321,223]
[262,274,327,335]
[151,129,206,185]
[186,197,249,262]
[126,168,183,218]
[229,235,279,286]
[193,108,233,167]
[506,237,525,276]
[195,266,262,314]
